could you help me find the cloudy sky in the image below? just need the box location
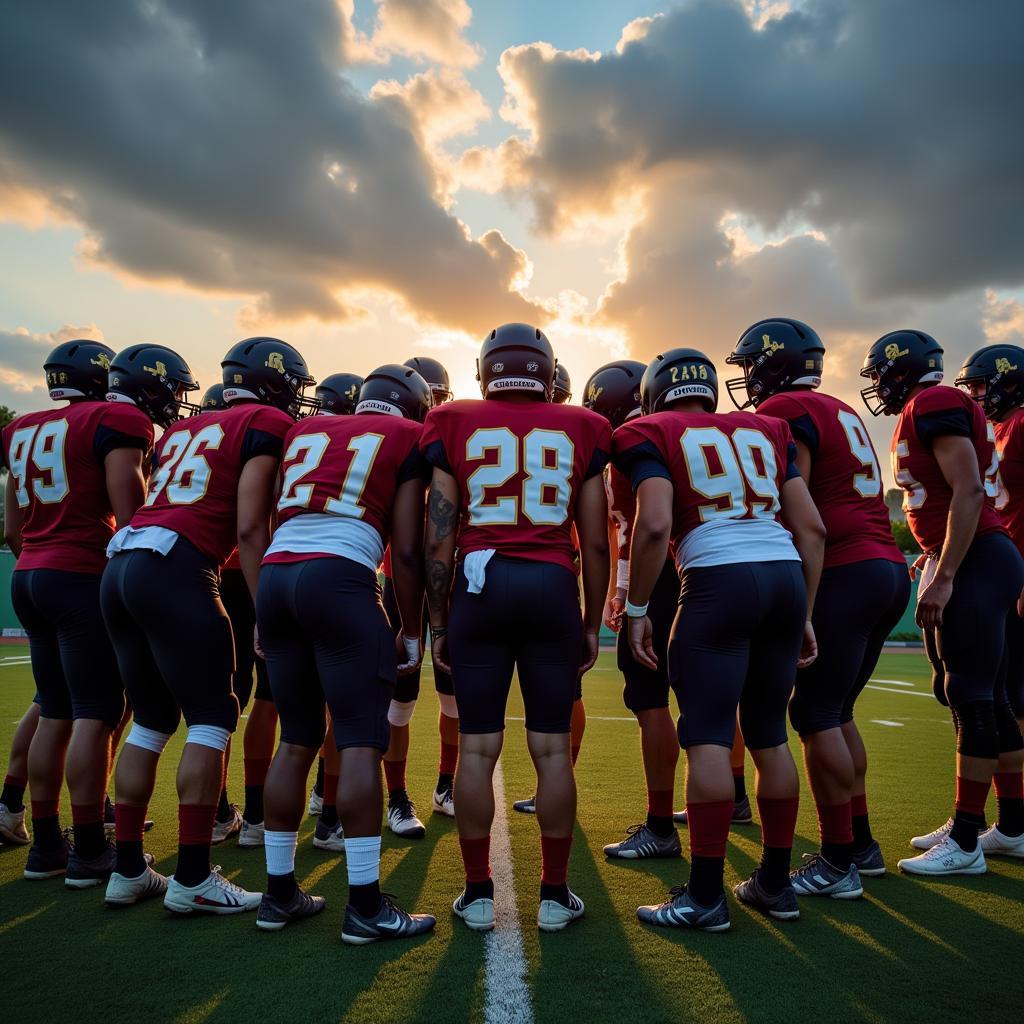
[1,0,1022,467]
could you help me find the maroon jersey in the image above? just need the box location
[993,406,1024,556]
[264,413,427,564]
[891,385,1004,554]
[130,403,291,565]
[757,391,903,569]
[612,410,800,569]
[420,399,611,572]
[2,401,153,574]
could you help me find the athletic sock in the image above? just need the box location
[817,800,854,870]
[349,880,382,917]
[345,835,382,916]
[465,877,494,903]
[176,804,217,887]
[540,835,572,886]
[1,775,26,812]
[321,773,339,828]
[950,776,990,852]
[436,771,454,794]
[688,855,725,906]
[757,795,799,893]
[31,800,61,850]
[685,800,732,903]
[215,788,232,824]
[646,787,675,837]
[851,793,873,849]
[265,829,298,902]
[459,835,491,884]
[439,742,458,780]
[314,757,325,798]
[114,803,149,877]
[71,803,106,860]
[733,770,747,804]
[993,771,1024,837]
[383,759,407,795]
[242,757,271,824]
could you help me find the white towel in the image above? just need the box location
[463,549,496,594]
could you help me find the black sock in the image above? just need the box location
[1,781,25,812]
[852,812,873,850]
[314,758,325,799]
[74,821,107,861]
[465,878,494,904]
[349,880,382,917]
[437,771,454,793]
[950,809,984,852]
[540,881,571,907]
[33,814,62,850]
[320,803,338,829]
[175,843,211,887]
[757,846,792,894]
[997,796,1024,837]
[215,788,231,823]
[104,794,115,823]
[687,855,725,905]
[243,785,264,825]
[115,840,147,878]
[646,812,675,838]
[821,840,854,871]
[267,871,297,903]
[733,773,747,803]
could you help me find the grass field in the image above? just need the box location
[2,646,1023,1024]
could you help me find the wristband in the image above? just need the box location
[431,626,449,638]
[625,599,649,618]
[616,559,630,591]
[402,635,421,663]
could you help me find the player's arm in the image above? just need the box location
[918,435,985,629]
[4,474,24,556]
[627,476,674,671]
[104,447,147,528]
[780,474,826,667]
[391,477,427,673]
[792,438,812,482]
[424,466,459,674]
[577,472,610,675]
[236,454,280,601]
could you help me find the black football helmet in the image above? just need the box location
[552,363,572,404]
[356,364,432,422]
[404,357,451,405]
[221,337,317,417]
[107,344,200,427]
[582,360,645,427]
[955,344,1024,419]
[43,339,116,402]
[476,323,555,399]
[860,330,943,416]
[199,383,228,411]
[641,349,718,414]
[725,317,825,409]
[316,373,363,416]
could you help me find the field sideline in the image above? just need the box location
[2,646,1023,1024]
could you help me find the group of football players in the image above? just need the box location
[0,315,1021,942]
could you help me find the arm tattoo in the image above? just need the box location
[426,558,451,622]
[428,483,457,541]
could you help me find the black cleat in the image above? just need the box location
[24,836,70,880]
[733,871,800,921]
[256,886,326,931]
[341,894,436,944]
[66,841,118,889]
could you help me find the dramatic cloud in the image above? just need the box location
[369,0,481,68]
[0,324,104,411]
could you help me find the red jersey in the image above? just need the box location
[891,386,1003,554]
[2,401,153,574]
[757,390,902,569]
[420,399,611,572]
[993,406,1024,556]
[130,403,292,565]
[264,413,428,565]
[612,410,800,570]
[223,550,242,571]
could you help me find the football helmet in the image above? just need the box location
[954,344,1024,419]
[107,344,200,427]
[221,337,317,417]
[200,383,228,411]
[43,339,116,402]
[316,373,363,416]
[860,330,943,416]
[725,317,825,409]
[582,360,645,427]
[476,323,555,399]
[357,364,432,422]
[552,363,572,404]
[641,349,718,414]
[404,358,452,405]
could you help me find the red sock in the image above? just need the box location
[4,773,26,788]
[994,771,1024,799]
[31,799,59,821]
[439,742,459,776]
[647,788,674,819]
[851,793,869,818]
[955,776,990,817]
[732,764,744,778]
[540,835,573,886]
[687,800,733,858]
[71,802,104,827]
[757,795,800,849]
[816,801,853,845]
[571,746,581,765]
[115,803,150,843]
[383,759,407,793]
[243,756,271,787]
[178,804,217,846]
[459,835,491,883]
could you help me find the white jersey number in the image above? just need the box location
[984,423,1004,506]
[837,409,882,498]
[8,420,70,508]
[892,439,926,511]
[278,432,384,518]
[146,424,225,506]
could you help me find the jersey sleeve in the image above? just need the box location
[240,407,292,463]
[397,425,431,485]
[585,418,613,480]
[419,409,453,474]
[94,404,155,461]
[911,388,974,447]
[612,420,671,491]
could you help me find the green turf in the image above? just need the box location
[1,647,1023,1023]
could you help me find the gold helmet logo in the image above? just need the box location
[233,373,243,384]
[345,384,359,401]
[762,333,784,355]
[144,360,168,378]
[996,357,1018,374]
[587,383,604,403]
[90,352,111,370]
[884,343,909,361]
[266,352,285,373]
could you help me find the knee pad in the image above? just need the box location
[437,693,458,718]
[125,724,172,754]
[185,724,231,752]
[953,701,999,759]
[388,699,416,728]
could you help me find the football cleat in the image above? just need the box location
[163,866,262,914]
[636,885,730,932]
[512,795,537,815]
[23,837,70,880]
[432,782,455,818]
[256,887,326,931]
[909,817,954,851]
[387,792,425,840]
[790,854,863,899]
[105,864,168,907]
[341,894,436,945]
[452,890,495,932]
[0,802,30,845]
[673,795,753,826]
[308,788,323,817]
[733,872,800,921]
[210,805,243,845]
[538,889,585,932]
[979,824,1024,859]
[852,840,887,877]
[312,819,345,853]
[238,819,265,849]
[603,823,681,860]
[898,837,987,876]
[66,841,122,889]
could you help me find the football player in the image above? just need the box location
[2,340,155,885]
[954,344,1024,858]
[379,356,455,839]
[616,348,825,930]
[255,364,436,943]
[101,337,307,911]
[0,702,41,845]
[727,318,910,894]
[552,363,572,404]
[860,331,1024,875]
[423,323,611,934]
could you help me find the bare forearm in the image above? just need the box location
[393,549,425,637]
[581,541,610,632]
[425,476,458,630]
[935,486,983,582]
[792,528,824,617]
[238,525,271,601]
[628,524,669,608]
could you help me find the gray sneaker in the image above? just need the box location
[636,885,730,932]
[66,841,117,889]
[341,894,436,945]
[512,794,536,814]
[256,886,326,931]
[790,853,863,899]
[852,840,886,877]
[603,823,682,860]
[733,871,799,921]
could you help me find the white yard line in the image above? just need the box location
[870,720,904,727]
[869,678,915,687]
[864,685,932,699]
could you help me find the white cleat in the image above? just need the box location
[909,817,953,851]
[979,825,1024,859]
[898,836,987,877]
[452,891,495,932]
[211,805,243,845]
[387,793,425,839]
[312,819,345,853]
[163,866,262,914]
[308,789,323,817]
[432,783,455,818]
[237,819,265,849]
[538,889,585,932]
[105,864,169,907]
[0,803,30,845]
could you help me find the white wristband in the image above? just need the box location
[616,559,630,591]
[625,599,649,618]
[402,635,421,663]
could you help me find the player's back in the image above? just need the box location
[993,405,1024,556]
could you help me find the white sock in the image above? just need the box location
[264,830,298,877]
[345,835,381,886]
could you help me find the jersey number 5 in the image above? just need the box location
[8,420,69,507]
